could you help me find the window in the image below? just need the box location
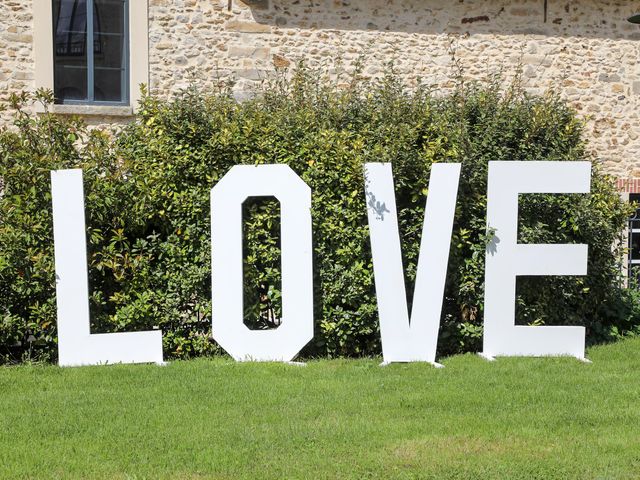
[34,0,148,113]
[53,0,129,105]
[629,194,640,282]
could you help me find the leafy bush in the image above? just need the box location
[0,68,636,363]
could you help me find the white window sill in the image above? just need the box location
[34,104,134,117]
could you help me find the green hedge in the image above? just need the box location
[0,69,637,363]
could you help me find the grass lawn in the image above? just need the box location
[1,338,640,479]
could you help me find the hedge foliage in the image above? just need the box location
[0,67,637,363]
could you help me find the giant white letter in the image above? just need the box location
[51,169,164,367]
[364,162,461,365]
[482,161,590,360]
[211,165,313,361]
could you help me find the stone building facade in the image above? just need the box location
[1,0,639,184]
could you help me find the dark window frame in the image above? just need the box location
[628,193,640,283]
[52,0,130,106]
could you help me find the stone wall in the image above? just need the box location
[0,1,33,105]
[2,0,640,180]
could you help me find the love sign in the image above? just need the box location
[50,160,591,367]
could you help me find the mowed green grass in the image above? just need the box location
[1,339,640,480]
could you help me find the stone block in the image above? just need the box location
[224,20,271,33]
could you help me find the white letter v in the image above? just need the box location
[364,163,460,366]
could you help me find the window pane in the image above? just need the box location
[53,0,88,102]
[632,233,640,261]
[94,69,123,102]
[93,0,127,102]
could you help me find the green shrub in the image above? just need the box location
[0,68,635,363]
